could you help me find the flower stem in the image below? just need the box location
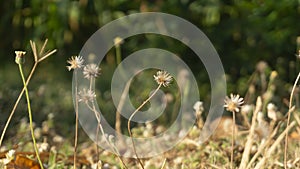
[0,62,38,147]
[18,63,44,169]
[127,84,162,169]
[74,70,78,169]
[231,111,236,169]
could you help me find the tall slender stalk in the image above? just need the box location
[115,43,124,134]
[73,70,79,169]
[231,111,236,169]
[127,84,162,169]
[18,63,44,169]
[284,72,300,168]
[0,62,37,147]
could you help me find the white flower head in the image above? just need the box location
[66,56,84,71]
[114,37,124,46]
[153,70,173,87]
[15,51,26,58]
[193,101,204,114]
[83,63,101,79]
[78,88,96,103]
[38,142,49,153]
[15,51,26,64]
[267,103,277,121]
[224,94,244,112]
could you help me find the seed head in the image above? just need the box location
[66,56,84,71]
[193,101,204,114]
[114,37,124,46]
[267,103,277,121]
[224,94,244,113]
[15,51,26,64]
[83,64,101,79]
[153,70,173,87]
[78,88,96,103]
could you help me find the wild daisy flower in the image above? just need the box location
[153,70,173,87]
[83,63,101,79]
[78,88,96,103]
[15,51,26,64]
[224,94,244,112]
[66,56,84,71]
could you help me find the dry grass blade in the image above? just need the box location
[160,158,167,169]
[30,40,38,62]
[239,96,262,169]
[39,39,48,56]
[38,49,57,62]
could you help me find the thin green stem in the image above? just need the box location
[18,63,44,169]
[116,45,122,66]
[115,44,124,135]
[127,84,162,169]
[0,62,38,147]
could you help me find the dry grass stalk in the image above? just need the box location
[239,96,262,169]
[284,72,300,168]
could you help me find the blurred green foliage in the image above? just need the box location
[0,0,300,135]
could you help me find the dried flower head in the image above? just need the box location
[83,64,101,79]
[224,94,244,112]
[193,101,204,114]
[15,51,26,58]
[78,88,96,103]
[154,70,173,87]
[114,37,124,46]
[15,51,26,64]
[267,103,277,121]
[66,56,84,71]
[38,142,49,153]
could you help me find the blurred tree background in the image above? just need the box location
[0,0,300,136]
